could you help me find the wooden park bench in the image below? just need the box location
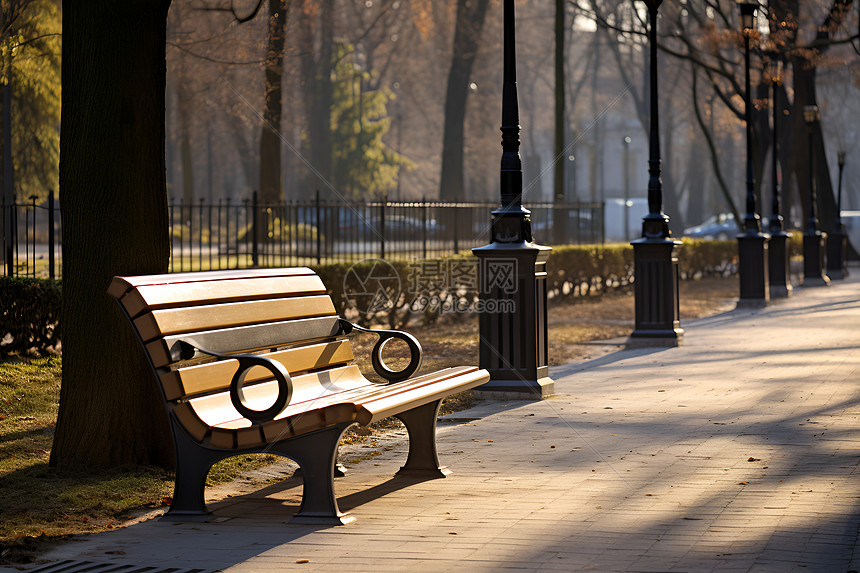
[109,267,489,525]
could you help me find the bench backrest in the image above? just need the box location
[109,268,357,404]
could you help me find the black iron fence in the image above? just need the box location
[1,192,604,278]
[1,190,61,279]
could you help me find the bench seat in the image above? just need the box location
[110,267,489,524]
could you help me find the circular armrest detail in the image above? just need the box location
[229,356,293,424]
[371,331,423,383]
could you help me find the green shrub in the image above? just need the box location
[547,244,634,300]
[0,277,61,358]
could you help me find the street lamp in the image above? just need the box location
[628,0,683,347]
[766,51,792,298]
[472,0,554,398]
[623,136,631,242]
[826,150,848,279]
[802,104,829,286]
[735,1,770,306]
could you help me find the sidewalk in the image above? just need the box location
[20,268,860,573]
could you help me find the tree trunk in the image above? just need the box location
[553,0,566,243]
[438,0,490,202]
[776,0,847,232]
[176,54,194,204]
[661,96,682,231]
[259,0,290,204]
[51,0,174,470]
[685,133,706,225]
[299,0,334,198]
[790,58,837,232]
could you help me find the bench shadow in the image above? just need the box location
[337,475,436,512]
[206,467,441,516]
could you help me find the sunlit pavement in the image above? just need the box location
[19,264,860,573]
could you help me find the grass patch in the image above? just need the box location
[0,357,62,475]
[0,356,289,558]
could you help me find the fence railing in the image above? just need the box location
[1,192,604,278]
[1,190,61,279]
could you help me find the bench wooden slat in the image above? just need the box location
[160,340,356,400]
[108,267,316,299]
[134,295,336,342]
[355,368,490,426]
[147,316,343,368]
[116,273,326,318]
[285,366,477,412]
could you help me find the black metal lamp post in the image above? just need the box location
[472,0,553,399]
[766,52,792,298]
[826,151,848,279]
[628,0,683,347]
[736,1,770,307]
[802,104,829,286]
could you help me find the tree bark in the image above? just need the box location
[51,0,174,470]
[299,0,334,198]
[553,0,566,243]
[258,0,290,204]
[438,0,490,202]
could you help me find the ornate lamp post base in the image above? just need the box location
[628,236,684,348]
[737,230,771,307]
[473,210,553,400]
[826,230,848,280]
[768,230,793,298]
[803,231,830,286]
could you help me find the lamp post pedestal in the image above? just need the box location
[767,227,793,298]
[473,213,553,399]
[826,228,847,280]
[738,230,771,307]
[803,230,830,286]
[629,234,683,347]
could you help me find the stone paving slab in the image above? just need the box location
[19,269,860,572]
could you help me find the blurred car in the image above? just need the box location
[682,213,739,240]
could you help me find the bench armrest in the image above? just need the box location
[173,340,293,424]
[339,319,423,383]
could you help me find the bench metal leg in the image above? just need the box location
[272,422,355,525]
[394,399,450,479]
[164,424,225,521]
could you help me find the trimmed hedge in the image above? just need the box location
[4,234,798,355]
[0,277,62,358]
[314,239,754,327]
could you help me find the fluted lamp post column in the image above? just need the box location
[802,104,830,286]
[473,0,553,399]
[766,51,792,298]
[826,151,848,279]
[736,1,770,307]
[628,0,683,347]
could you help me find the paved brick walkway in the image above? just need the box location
[19,267,860,573]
